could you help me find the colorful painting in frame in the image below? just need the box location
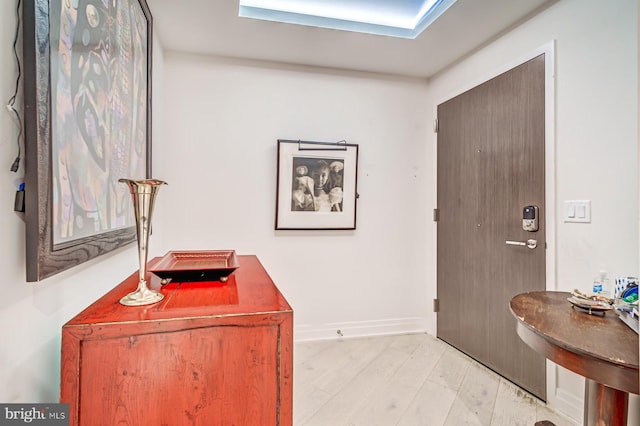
[22,0,153,281]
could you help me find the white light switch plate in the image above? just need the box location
[564,200,591,223]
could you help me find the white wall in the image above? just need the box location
[1,1,638,425]
[155,53,431,340]
[426,0,638,422]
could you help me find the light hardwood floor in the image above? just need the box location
[293,333,578,426]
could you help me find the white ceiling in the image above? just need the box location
[146,0,557,79]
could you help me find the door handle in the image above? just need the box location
[506,239,537,249]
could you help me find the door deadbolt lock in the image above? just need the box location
[523,205,539,232]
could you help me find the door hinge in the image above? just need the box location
[433,118,439,133]
[433,208,439,222]
[433,298,440,312]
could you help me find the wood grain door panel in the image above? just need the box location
[437,54,546,400]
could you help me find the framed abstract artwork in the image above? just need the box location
[275,139,359,230]
[22,0,153,281]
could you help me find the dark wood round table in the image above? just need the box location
[510,291,638,426]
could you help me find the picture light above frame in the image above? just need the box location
[275,139,359,230]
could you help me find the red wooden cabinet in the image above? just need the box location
[60,255,293,426]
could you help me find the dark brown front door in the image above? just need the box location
[436,54,547,400]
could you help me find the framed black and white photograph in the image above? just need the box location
[275,139,359,230]
[22,0,153,281]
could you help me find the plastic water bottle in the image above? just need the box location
[592,275,603,294]
[593,270,610,297]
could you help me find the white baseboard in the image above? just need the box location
[546,369,583,425]
[294,317,429,342]
[551,387,583,423]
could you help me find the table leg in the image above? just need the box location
[584,379,628,426]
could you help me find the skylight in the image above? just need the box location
[238,0,458,39]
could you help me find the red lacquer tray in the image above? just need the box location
[149,250,239,283]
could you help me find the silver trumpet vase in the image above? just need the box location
[119,178,167,306]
